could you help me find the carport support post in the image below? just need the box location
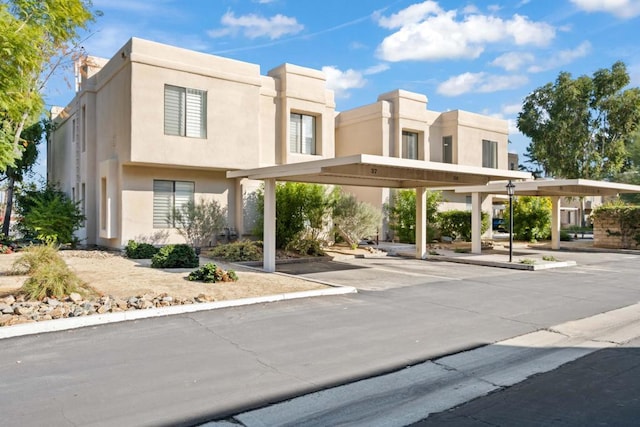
[263,178,277,272]
[416,187,427,259]
[551,196,561,250]
[471,192,482,254]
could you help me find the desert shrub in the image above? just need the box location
[188,263,238,283]
[560,230,572,241]
[504,196,551,242]
[285,235,325,256]
[254,182,331,248]
[124,240,159,259]
[209,240,262,262]
[332,191,382,249]
[15,184,85,245]
[151,244,199,268]
[384,190,441,243]
[0,244,13,254]
[437,210,489,241]
[22,260,84,300]
[168,198,227,248]
[12,244,64,274]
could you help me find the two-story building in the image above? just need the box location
[48,37,526,250]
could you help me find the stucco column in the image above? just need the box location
[471,192,482,254]
[483,194,493,239]
[416,187,427,259]
[263,178,276,272]
[551,196,561,250]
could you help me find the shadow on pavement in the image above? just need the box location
[276,260,368,275]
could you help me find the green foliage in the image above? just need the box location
[504,196,552,242]
[15,245,85,300]
[591,201,640,248]
[124,240,159,259]
[255,182,331,248]
[437,210,489,241]
[385,190,441,243]
[12,244,63,274]
[151,244,199,269]
[208,240,262,262]
[518,62,640,180]
[14,184,85,245]
[169,198,227,248]
[0,0,95,171]
[542,255,559,262]
[560,230,573,241]
[520,258,536,265]
[188,263,238,283]
[332,191,382,248]
[285,236,325,256]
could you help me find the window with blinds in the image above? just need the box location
[153,180,195,228]
[164,85,206,138]
[482,139,498,168]
[402,131,418,160]
[289,113,316,155]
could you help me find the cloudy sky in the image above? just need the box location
[45,0,640,172]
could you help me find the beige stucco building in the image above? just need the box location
[48,37,518,249]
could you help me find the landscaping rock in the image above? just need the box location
[69,293,83,303]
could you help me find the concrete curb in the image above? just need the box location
[0,286,357,340]
[429,256,577,271]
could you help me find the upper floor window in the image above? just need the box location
[153,180,195,228]
[482,139,498,168]
[164,85,207,138]
[442,135,453,163]
[290,113,316,155]
[402,131,418,160]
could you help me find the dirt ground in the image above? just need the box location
[0,250,328,301]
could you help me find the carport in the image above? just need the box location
[228,154,530,272]
[450,179,640,254]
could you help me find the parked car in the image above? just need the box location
[492,218,506,232]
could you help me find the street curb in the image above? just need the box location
[429,256,577,270]
[0,286,357,340]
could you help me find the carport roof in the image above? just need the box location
[227,154,531,188]
[448,178,640,197]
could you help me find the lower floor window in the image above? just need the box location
[153,180,194,228]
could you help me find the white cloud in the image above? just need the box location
[322,66,367,98]
[570,0,640,19]
[437,72,528,96]
[363,63,390,75]
[491,51,535,71]
[208,11,303,40]
[502,103,523,115]
[376,2,555,62]
[527,41,591,73]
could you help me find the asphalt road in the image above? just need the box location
[413,336,640,426]
[1,250,639,426]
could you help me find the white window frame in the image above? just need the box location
[402,131,419,160]
[482,139,498,168]
[164,85,207,138]
[153,180,195,228]
[289,112,316,155]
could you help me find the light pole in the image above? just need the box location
[506,180,515,262]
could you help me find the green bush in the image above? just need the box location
[285,236,325,256]
[151,244,199,268]
[332,191,382,249]
[208,240,262,262]
[188,263,238,283]
[437,210,489,241]
[124,240,159,259]
[254,182,330,249]
[560,230,573,241]
[15,184,85,245]
[504,196,551,242]
[384,190,441,243]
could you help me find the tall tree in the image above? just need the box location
[0,0,95,171]
[518,61,640,180]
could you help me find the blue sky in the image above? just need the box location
[42,0,640,178]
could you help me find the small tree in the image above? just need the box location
[15,184,85,245]
[384,189,441,243]
[168,198,226,249]
[504,196,552,242]
[332,192,382,249]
